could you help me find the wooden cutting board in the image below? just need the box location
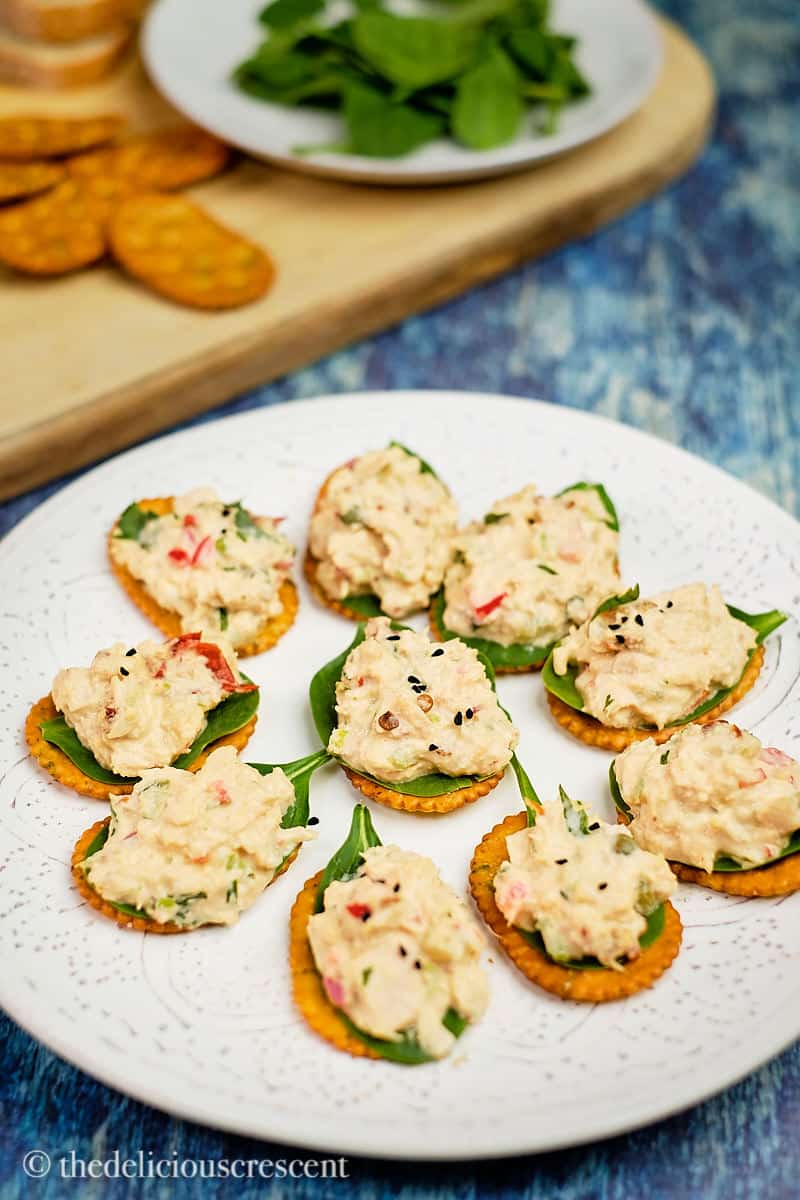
[0,16,713,501]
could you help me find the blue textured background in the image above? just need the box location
[1,0,799,1194]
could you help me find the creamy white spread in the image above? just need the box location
[110,487,295,647]
[82,747,314,927]
[552,583,757,729]
[51,631,254,777]
[308,446,458,618]
[615,721,800,871]
[443,484,620,647]
[329,617,518,782]
[308,844,488,1058]
[494,802,676,968]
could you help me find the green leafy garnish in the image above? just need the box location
[114,502,158,542]
[313,805,469,1063]
[608,761,800,873]
[556,481,620,531]
[233,0,590,159]
[559,784,590,836]
[430,590,551,672]
[40,686,259,785]
[484,512,510,525]
[219,606,229,631]
[542,593,787,725]
[233,501,266,540]
[309,623,503,796]
[387,439,440,479]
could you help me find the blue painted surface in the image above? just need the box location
[1,0,799,1194]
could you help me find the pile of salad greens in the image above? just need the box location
[232,0,590,158]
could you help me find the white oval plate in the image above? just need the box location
[142,0,662,185]
[1,391,799,1161]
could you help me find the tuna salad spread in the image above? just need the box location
[110,488,295,647]
[51,632,255,777]
[442,484,620,647]
[82,747,314,927]
[308,446,457,618]
[329,617,518,783]
[308,844,488,1058]
[493,801,677,968]
[615,722,800,872]
[552,583,757,729]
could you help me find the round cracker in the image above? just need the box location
[0,178,107,275]
[26,693,258,800]
[0,159,65,203]
[73,819,299,932]
[0,115,124,161]
[68,126,230,191]
[107,496,298,656]
[615,810,800,897]
[303,549,378,621]
[470,812,683,1001]
[290,870,382,1060]
[108,192,273,310]
[546,645,765,751]
[427,604,542,676]
[341,764,503,815]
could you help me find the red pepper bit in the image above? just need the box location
[346,903,371,920]
[357,676,365,687]
[153,662,166,679]
[182,514,198,529]
[168,547,190,565]
[190,535,213,566]
[474,592,508,620]
[104,706,117,721]
[212,781,232,806]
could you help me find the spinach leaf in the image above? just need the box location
[430,590,551,671]
[342,82,444,157]
[115,502,158,542]
[556,480,619,531]
[250,748,330,828]
[510,753,541,823]
[727,606,788,645]
[259,0,324,30]
[352,12,481,90]
[592,584,640,619]
[339,592,385,618]
[233,501,267,540]
[559,784,590,835]
[517,904,666,970]
[313,805,469,1062]
[452,47,523,151]
[41,686,259,785]
[608,761,800,873]
[388,440,439,479]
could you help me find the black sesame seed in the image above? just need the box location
[555,858,568,865]
[454,711,463,726]
[615,635,625,645]
[412,684,427,694]
[414,960,422,970]
[589,822,600,831]
[125,648,136,657]
[308,816,319,826]
[120,667,129,677]
[465,708,474,720]
[428,744,438,752]
[399,945,407,956]
[432,648,444,657]
[560,890,569,901]
[361,912,370,922]
[598,882,608,890]
[667,601,674,608]
[393,883,401,893]
[635,614,644,626]
[621,616,629,623]
[608,623,621,630]
[387,635,401,641]
[408,675,421,684]
[222,507,230,516]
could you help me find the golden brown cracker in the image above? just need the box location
[546,645,765,751]
[615,810,800,897]
[303,549,376,622]
[426,604,541,676]
[341,764,503,815]
[290,870,382,1060]
[0,115,124,161]
[73,819,299,932]
[0,178,107,275]
[68,126,230,191]
[108,495,298,655]
[27,693,257,800]
[470,812,683,1001]
[0,159,65,203]
[108,193,272,309]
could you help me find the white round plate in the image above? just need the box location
[1,391,799,1161]
[142,0,662,185]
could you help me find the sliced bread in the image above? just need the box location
[0,24,132,87]
[0,0,144,43]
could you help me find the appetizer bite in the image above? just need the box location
[611,722,800,896]
[26,632,259,799]
[72,747,317,933]
[471,785,682,1001]
[431,482,620,673]
[305,442,457,620]
[309,617,519,813]
[108,488,297,656]
[290,805,488,1062]
[543,584,786,750]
